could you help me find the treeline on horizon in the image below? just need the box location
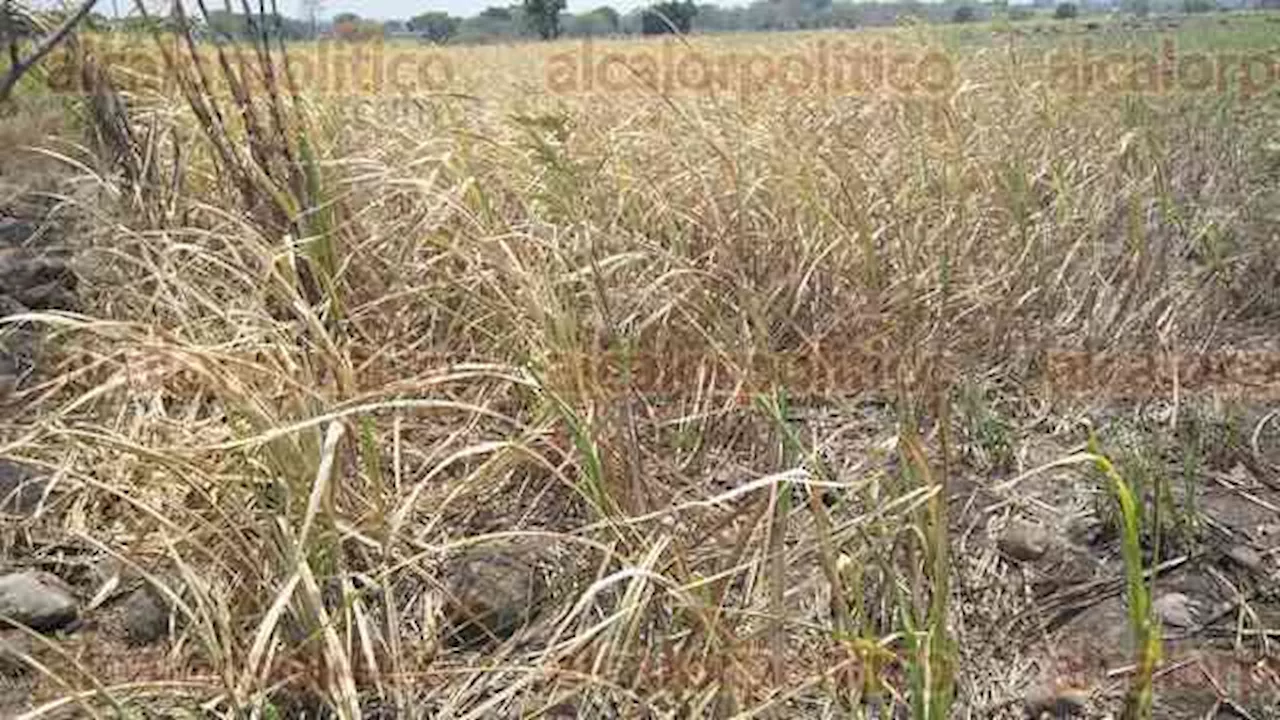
[79,0,1245,45]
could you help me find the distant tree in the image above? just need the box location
[332,11,382,40]
[458,5,524,42]
[203,10,249,37]
[567,6,620,35]
[479,5,514,20]
[333,11,359,38]
[523,0,566,38]
[641,0,696,34]
[590,5,620,30]
[409,11,460,41]
[691,2,743,30]
[741,0,786,30]
[1182,0,1214,11]
[827,2,860,27]
[1121,0,1149,15]
[1053,2,1077,17]
[952,5,976,21]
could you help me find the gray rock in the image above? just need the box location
[0,217,36,247]
[1153,592,1196,628]
[1023,687,1088,718]
[999,519,1051,562]
[121,586,171,646]
[440,545,547,648]
[14,280,77,312]
[1226,545,1263,573]
[0,460,49,516]
[0,250,77,311]
[0,295,34,401]
[0,572,78,632]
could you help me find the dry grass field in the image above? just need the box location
[1,10,1279,719]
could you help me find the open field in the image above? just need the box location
[1,10,1279,718]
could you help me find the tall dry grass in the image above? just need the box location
[4,10,1279,718]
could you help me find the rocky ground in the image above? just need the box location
[1,386,1276,718]
[957,414,1280,718]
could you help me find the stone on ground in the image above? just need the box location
[0,572,78,632]
[0,249,77,311]
[121,586,172,646]
[999,519,1051,562]
[0,218,35,247]
[1225,544,1263,573]
[1153,592,1197,628]
[1023,686,1088,718]
[440,545,548,648]
[0,296,33,403]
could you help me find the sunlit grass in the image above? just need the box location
[3,9,1278,717]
